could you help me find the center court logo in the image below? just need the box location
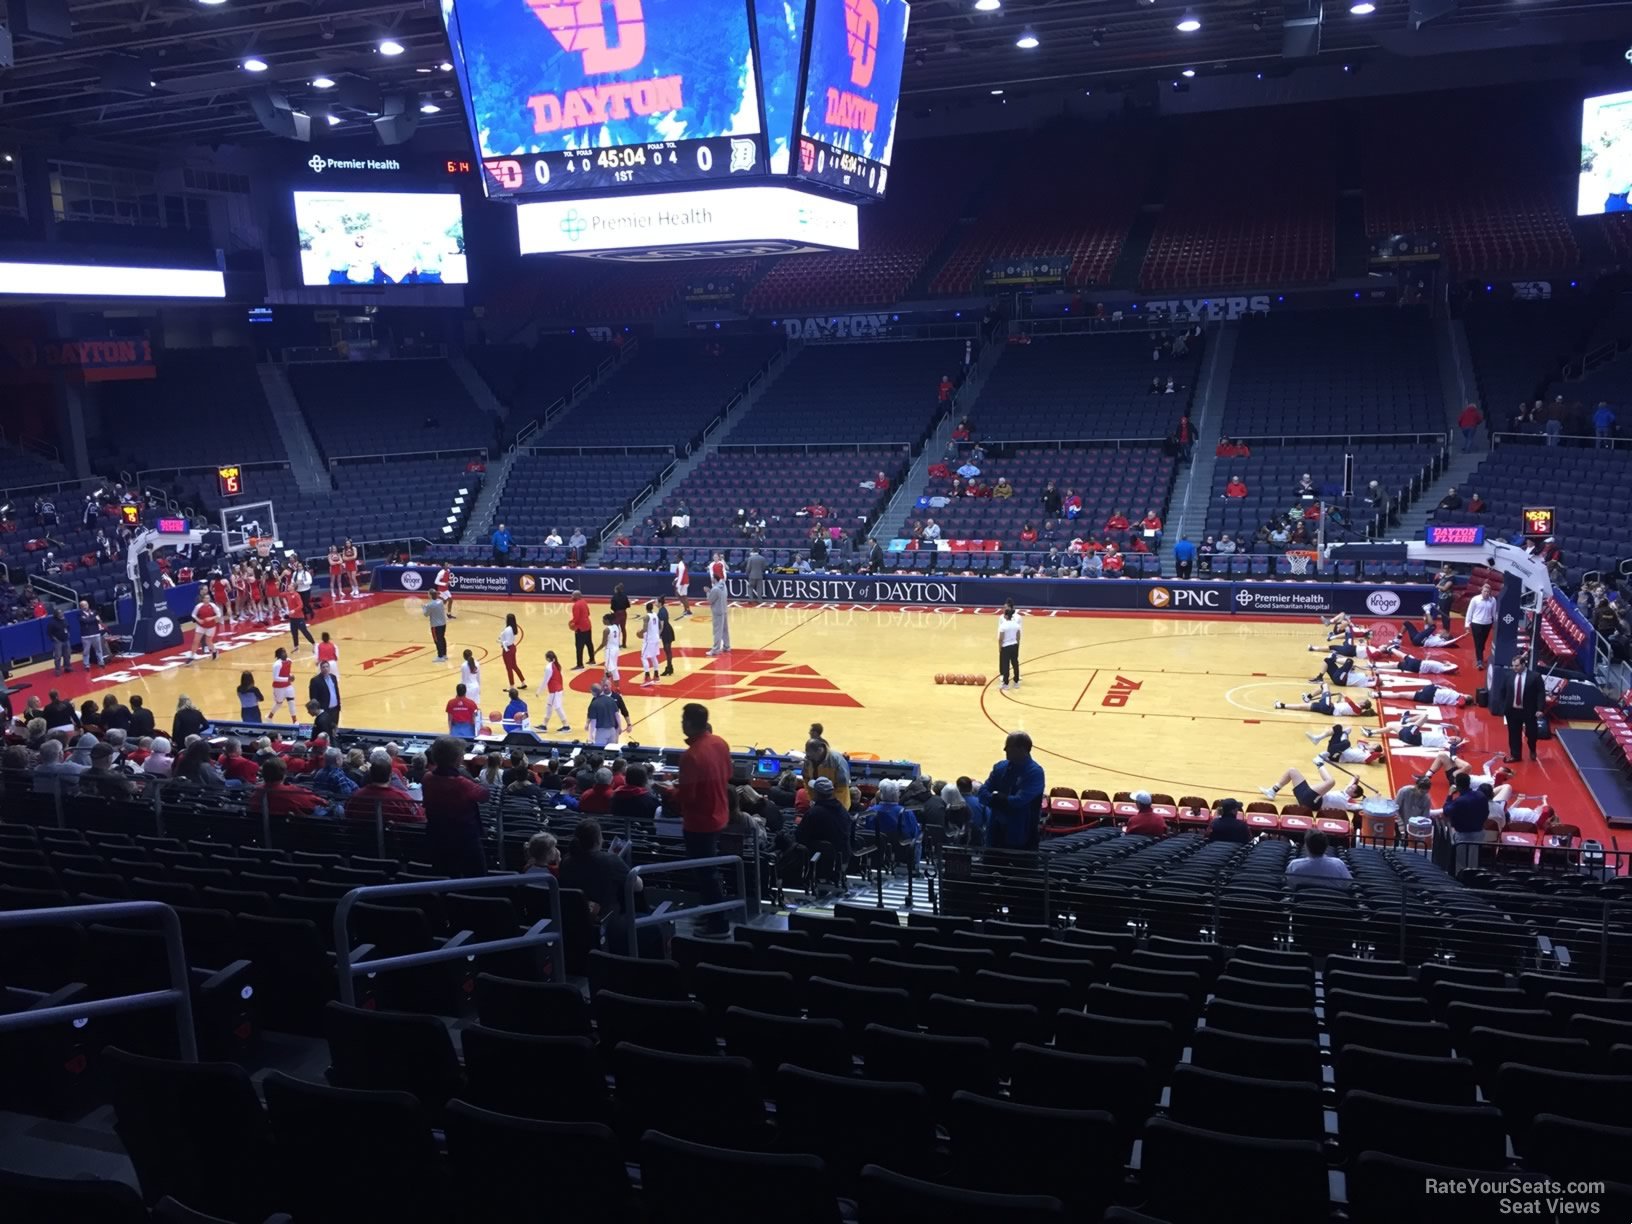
[1366,590,1403,615]
[399,571,424,591]
[569,647,861,707]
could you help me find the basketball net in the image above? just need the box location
[250,536,271,560]
[1284,549,1318,576]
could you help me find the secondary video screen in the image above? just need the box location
[293,191,468,286]
[1579,90,1632,216]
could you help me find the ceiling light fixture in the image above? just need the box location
[197,0,229,6]
[1175,10,1201,32]
[973,0,1001,10]
[419,101,441,113]
[439,61,453,71]
[311,76,336,88]
[325,113,342,125]
[378,39,406,56]
[242,58,268,72]
[1015,28,1039,48]
[1181,67,1196,76]
[1349,0,1375,11]
[989,87,1004,94]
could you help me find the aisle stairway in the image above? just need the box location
[257,364,330,495]
[1159,323,1236,574]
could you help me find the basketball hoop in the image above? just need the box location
[1284,549,1318,577]
[250,536,272,561]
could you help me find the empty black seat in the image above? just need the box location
[1189,1028,1322,1083]
[774,1064,935,1194]
[1169,1064,1323,1141]
[926,992,1039,1058]
[473,972,592,1038]
[592,989,715,1055]
[444,1100,631,1222]
[721,1005,850,1083]
[1329,1013,1452,1057]
[692,964,798,1017]
[1206,997,1316,1041]
[586,950,686,1000]
[805,976,914,1039]
[1327,988,1433,1023]
[1006,1044,1150,1146]
[1495,1066,1632,1154]
[1339,1090,1506,1168]
[1055,1010,1178,1072]
[1525,1114,1632,1183]
[611,1042,766,1149]
[1139,1116,1327,1224]
[640,1129,842,1224]
[0,1169,146,1224]
[1335,1044,1477,1105]
[947,1091,1119,1218]
[323,1001,464,1111]
[860,1023,996,1108]
[459,1026,608,1123]
[1210,974,1315,1009]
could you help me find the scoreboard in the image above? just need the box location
[441,0,908,204]
[1522,506,1556,539]
[217,465,244,498]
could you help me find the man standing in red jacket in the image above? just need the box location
[569,589,596,670]
[678,701,735,933]
[1458,402,1483,452]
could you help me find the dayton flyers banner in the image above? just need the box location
[374,565,1431,618]
[799,0,908,164]
[449,0,760,156]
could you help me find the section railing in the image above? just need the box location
[0,902,198,1061]
[333,874,566,1006]
[622,855,750,955]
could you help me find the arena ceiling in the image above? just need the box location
[1,0,1631,148]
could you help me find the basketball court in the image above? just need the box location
[26,591,1407,799]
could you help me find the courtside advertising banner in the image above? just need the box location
[373,566,1433,617]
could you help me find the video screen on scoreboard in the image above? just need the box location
[293,191,468,286]
[1579,90,1632,216]
[441,0,766,199]
[797,0,908,197]
[756,0,808,174]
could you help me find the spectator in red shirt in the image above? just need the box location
[345,760,425,823]
[1122,791,1167,838]
[1458,402,1483,452]
[938,376,955,404]
[1130,535,1149,554]
[1225,476,1248,499]
[569,590,596,670]
[1103,547,1125,575]
[1019,523,1039,545]
[677,702,735,932]
[447,684,481,737]
[248,757,330,818]
[951,415,971,440]
[422,735,488,877]
[1104,509,1130,532]
[578,766,615,814]
[219,737,260,786]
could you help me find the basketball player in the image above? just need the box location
[536,650,571,732]
[708,552,727,588]
[1275,683,1374,717]
[1362,652,1460,681]
[315,631,339,670]
[1303,725,1385,766]
[1259,761,1365,813]
[671,557,693,617]
[434,565,455,619]
[261,569,283,623]
[270,647,299,723]
[1401,616,1464,650]
[498,614,526,687]
[1394,681,1473,707]
[1360,711,1464,753]
[342,539,361,598]
[997,602,1022,690]
[1501,797,1556,835]
[1310,652,1359,687]
[601,612,622,683]
[639,601,663,686]
[189,592,221,663]
[328,545,345,602]
[209,571,232,631]
[1307,636,1381,660]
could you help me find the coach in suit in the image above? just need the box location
[745,548,767,600]
[308,660,342,729]
[1498,656,1543,763]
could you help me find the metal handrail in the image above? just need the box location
[1492,430,1630,450]
[333,873,566,1005]
[328,448,487,465]
[0,902,198,1061]
[1230,432,1450,447]
[622,854,749,955]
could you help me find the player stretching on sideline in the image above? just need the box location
[328,545,345,603]
[270,647,299,723]
[997,602,1023,690]
[1259,761,1365,813]
[1310,652,1360,687]
[189,593,221,663]
[1381,678,1473,707]
[342,539,361,599]
[1360,710,1465,753]
[1275,682,1374,717]
[1304,725,1385,766]
[536,650,571,732]
[1398,616,1464,650]
[1360,652,1459,685]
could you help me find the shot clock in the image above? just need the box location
[217,465,244,498]
[1521,507,1556,539]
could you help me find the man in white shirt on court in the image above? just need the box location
[997,602,1023,690]
[1465,581,1498,668]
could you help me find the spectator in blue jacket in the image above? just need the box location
[979,732,1045,850]
[864,779,921,861]
[492,522,513,565]
[1593,402,1616,449]
[1173,535,1197,579]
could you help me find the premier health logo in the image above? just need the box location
[559,210,588,243]
[308,154,327,173]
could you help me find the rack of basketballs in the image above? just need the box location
[934,673,988,686]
